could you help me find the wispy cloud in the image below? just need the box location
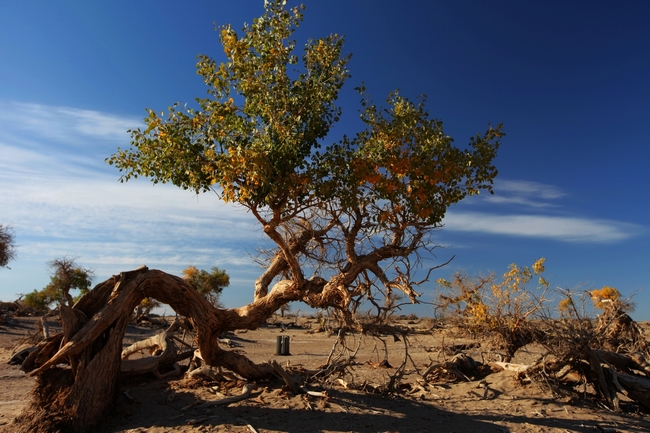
[0,101,646,306]
[0,101,139,145]
[0,102,259,298]
[482,179,567,208]
[442,179,646,243]
[0,170,258,245]
[0,101,141,179]
[444,212,644,243]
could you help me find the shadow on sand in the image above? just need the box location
[98,384,650,433]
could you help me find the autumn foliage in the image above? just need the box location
[182,265,230,307]
[437,258,550,360]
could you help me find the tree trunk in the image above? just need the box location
[15,267,315,432]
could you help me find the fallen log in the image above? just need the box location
[120,332,177,376]
[614,371,650,409]
[489,361,529,372]
[595,350,650,376]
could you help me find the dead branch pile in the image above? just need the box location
[517,313,650,411]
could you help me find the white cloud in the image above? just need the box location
[482,179,567,208]
[497,180,566,199]
[0,170,258,242]
[1,101,646,306]
[0,102,261,302]
[0,101,138,145]
[443,212,644,243]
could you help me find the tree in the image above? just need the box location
[182,265,230,307]
[278,302,291,318]
[0,224,17,269]
[17,2,502,431]
[23,258,93,311]
[107,0,502,329]
[133,297,162,323]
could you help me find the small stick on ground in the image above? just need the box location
[194,383,257,410]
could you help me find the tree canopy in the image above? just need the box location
[24,258,93,311]
[0,224,17,269]
[182,265,230,307]
[107,0,503,327]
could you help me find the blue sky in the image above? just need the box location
[1,1,648,320]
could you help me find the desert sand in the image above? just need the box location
[1,315,649,433]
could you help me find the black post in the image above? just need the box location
[276,336,283,355]
[283,335,290,355]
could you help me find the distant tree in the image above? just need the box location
[0,224,17,269]
[278,303,291,318]
[134,297,162,322]
[182,265,230,307]
[23,258,94,311]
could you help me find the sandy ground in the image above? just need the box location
[1,316,649,433]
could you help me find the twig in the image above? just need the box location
[237,418,259,433]
[325,328,344,365]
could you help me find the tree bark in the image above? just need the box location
[614,371,650,409]
[15,267,316,432]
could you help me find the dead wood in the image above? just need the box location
[187,365,221,381]
[585,347,619,409]
[38,316,50,339]
[8,347,37,366]
[423,353,480,383]
[594,349,650,376]
[120,331,178,377]
[612,370,650,409]
[595,309,649,354]
[271,360,302,394]
[193,383,257,409]
[489,361,529,372]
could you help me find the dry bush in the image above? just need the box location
[435,258,550,361]
[520,288,650,411]
[590,287,648,354]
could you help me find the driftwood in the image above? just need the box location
[187,365,221,381]
[519,346,650,412]
[8,347,37,366]
[489,361,529,372]
[271,360,302,394]
[594,350,650,376]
